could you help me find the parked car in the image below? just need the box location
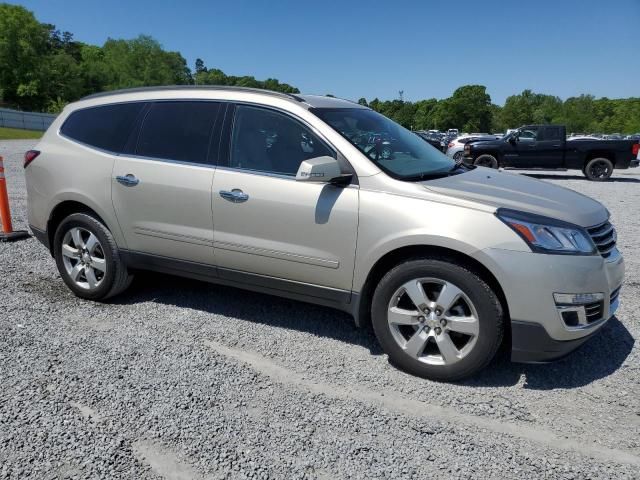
[604,133,624,140]
[25,87,625,381]
[440,133,458,152]
[464,125,640,180]
[413,131,442,150]
[446,135,499,161]
[567,135,599,141]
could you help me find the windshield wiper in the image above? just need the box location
[403,171,450,181]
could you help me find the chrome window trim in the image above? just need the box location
[115,152,216,169]
[214,165,359,188]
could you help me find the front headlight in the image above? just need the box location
[497,208,596,255]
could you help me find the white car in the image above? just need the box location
[446,135,501,161]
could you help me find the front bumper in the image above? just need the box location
[511,320,602,363]
[474,247,624,360]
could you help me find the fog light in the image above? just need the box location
[553,292,604,305]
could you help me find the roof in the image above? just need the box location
[295,94,368,109]
[80,85,366,110]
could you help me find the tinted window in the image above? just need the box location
[230,105,334,176]
[61,102,144,152]
[136,101,220,163]
[543,127,562,141]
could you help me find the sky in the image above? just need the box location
[13,0,640,104]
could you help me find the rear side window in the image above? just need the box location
[543,127,562,141]
[60,102,145,153]
[136,101,220,164]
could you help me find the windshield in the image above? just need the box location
[311,107,455,179]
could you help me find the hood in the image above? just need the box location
[422,167,607,227]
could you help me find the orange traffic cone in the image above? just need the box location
[0,156,30,242]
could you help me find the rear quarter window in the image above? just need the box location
[60,102,145,153]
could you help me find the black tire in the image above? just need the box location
[584,157,613,181]
[473,154,499,169]
[371,258,503,381]
[53,213,133,300]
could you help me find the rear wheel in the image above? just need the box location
[453,151,464,162]
[584,157,613,181]
[371,258,503,381]
[53,213,132,300]
[473,154,498,169]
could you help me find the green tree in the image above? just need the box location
[0,3,50,110]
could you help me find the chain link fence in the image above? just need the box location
[0,108,57,131]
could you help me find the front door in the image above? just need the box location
[112,101,221,265]
[211,104,359,297]
[504,126,540,167]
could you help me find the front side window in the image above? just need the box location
[230,105,334,176]
[61,102,145,153]
[312,107,454,180]
[136,101,220,164]
[518,127,539,141]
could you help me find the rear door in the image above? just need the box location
[111,100,222,265]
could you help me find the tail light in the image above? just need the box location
[24,150,40,168]
[448,142,455,148]
[633,143,639,157]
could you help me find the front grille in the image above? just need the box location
[587,221,617,258]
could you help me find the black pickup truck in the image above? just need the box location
[463,125,640,180]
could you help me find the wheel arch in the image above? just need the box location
[584,150,615,166]
[46,199,118,255]
[354,244,510,337]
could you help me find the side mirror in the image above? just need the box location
[508,135,517,144]
[296,156,344,184]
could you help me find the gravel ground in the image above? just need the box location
[1,139,639,479]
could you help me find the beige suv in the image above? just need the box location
[24,86,624,381]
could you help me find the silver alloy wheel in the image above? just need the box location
[387,277,480,365]
[453,151,463,161]
[61,227,106,290]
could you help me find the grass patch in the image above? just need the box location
[0,127,43,140]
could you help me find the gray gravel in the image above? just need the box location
[1,139,639,479]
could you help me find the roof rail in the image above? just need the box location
[81,85,306,102]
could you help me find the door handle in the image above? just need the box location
[219,189,249,203]
[116,174,140,187]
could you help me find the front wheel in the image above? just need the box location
[473,154,499,169]
[371,258,503,381]
[453,151,464,162]
[53,213,133,300]
[584,157,613,181]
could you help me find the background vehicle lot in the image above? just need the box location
[1,140,639,478]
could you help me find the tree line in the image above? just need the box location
[1,3,638,134]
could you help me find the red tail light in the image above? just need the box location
[448,142,455,148]
[633,143,639,157]
[24,150,40,168]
